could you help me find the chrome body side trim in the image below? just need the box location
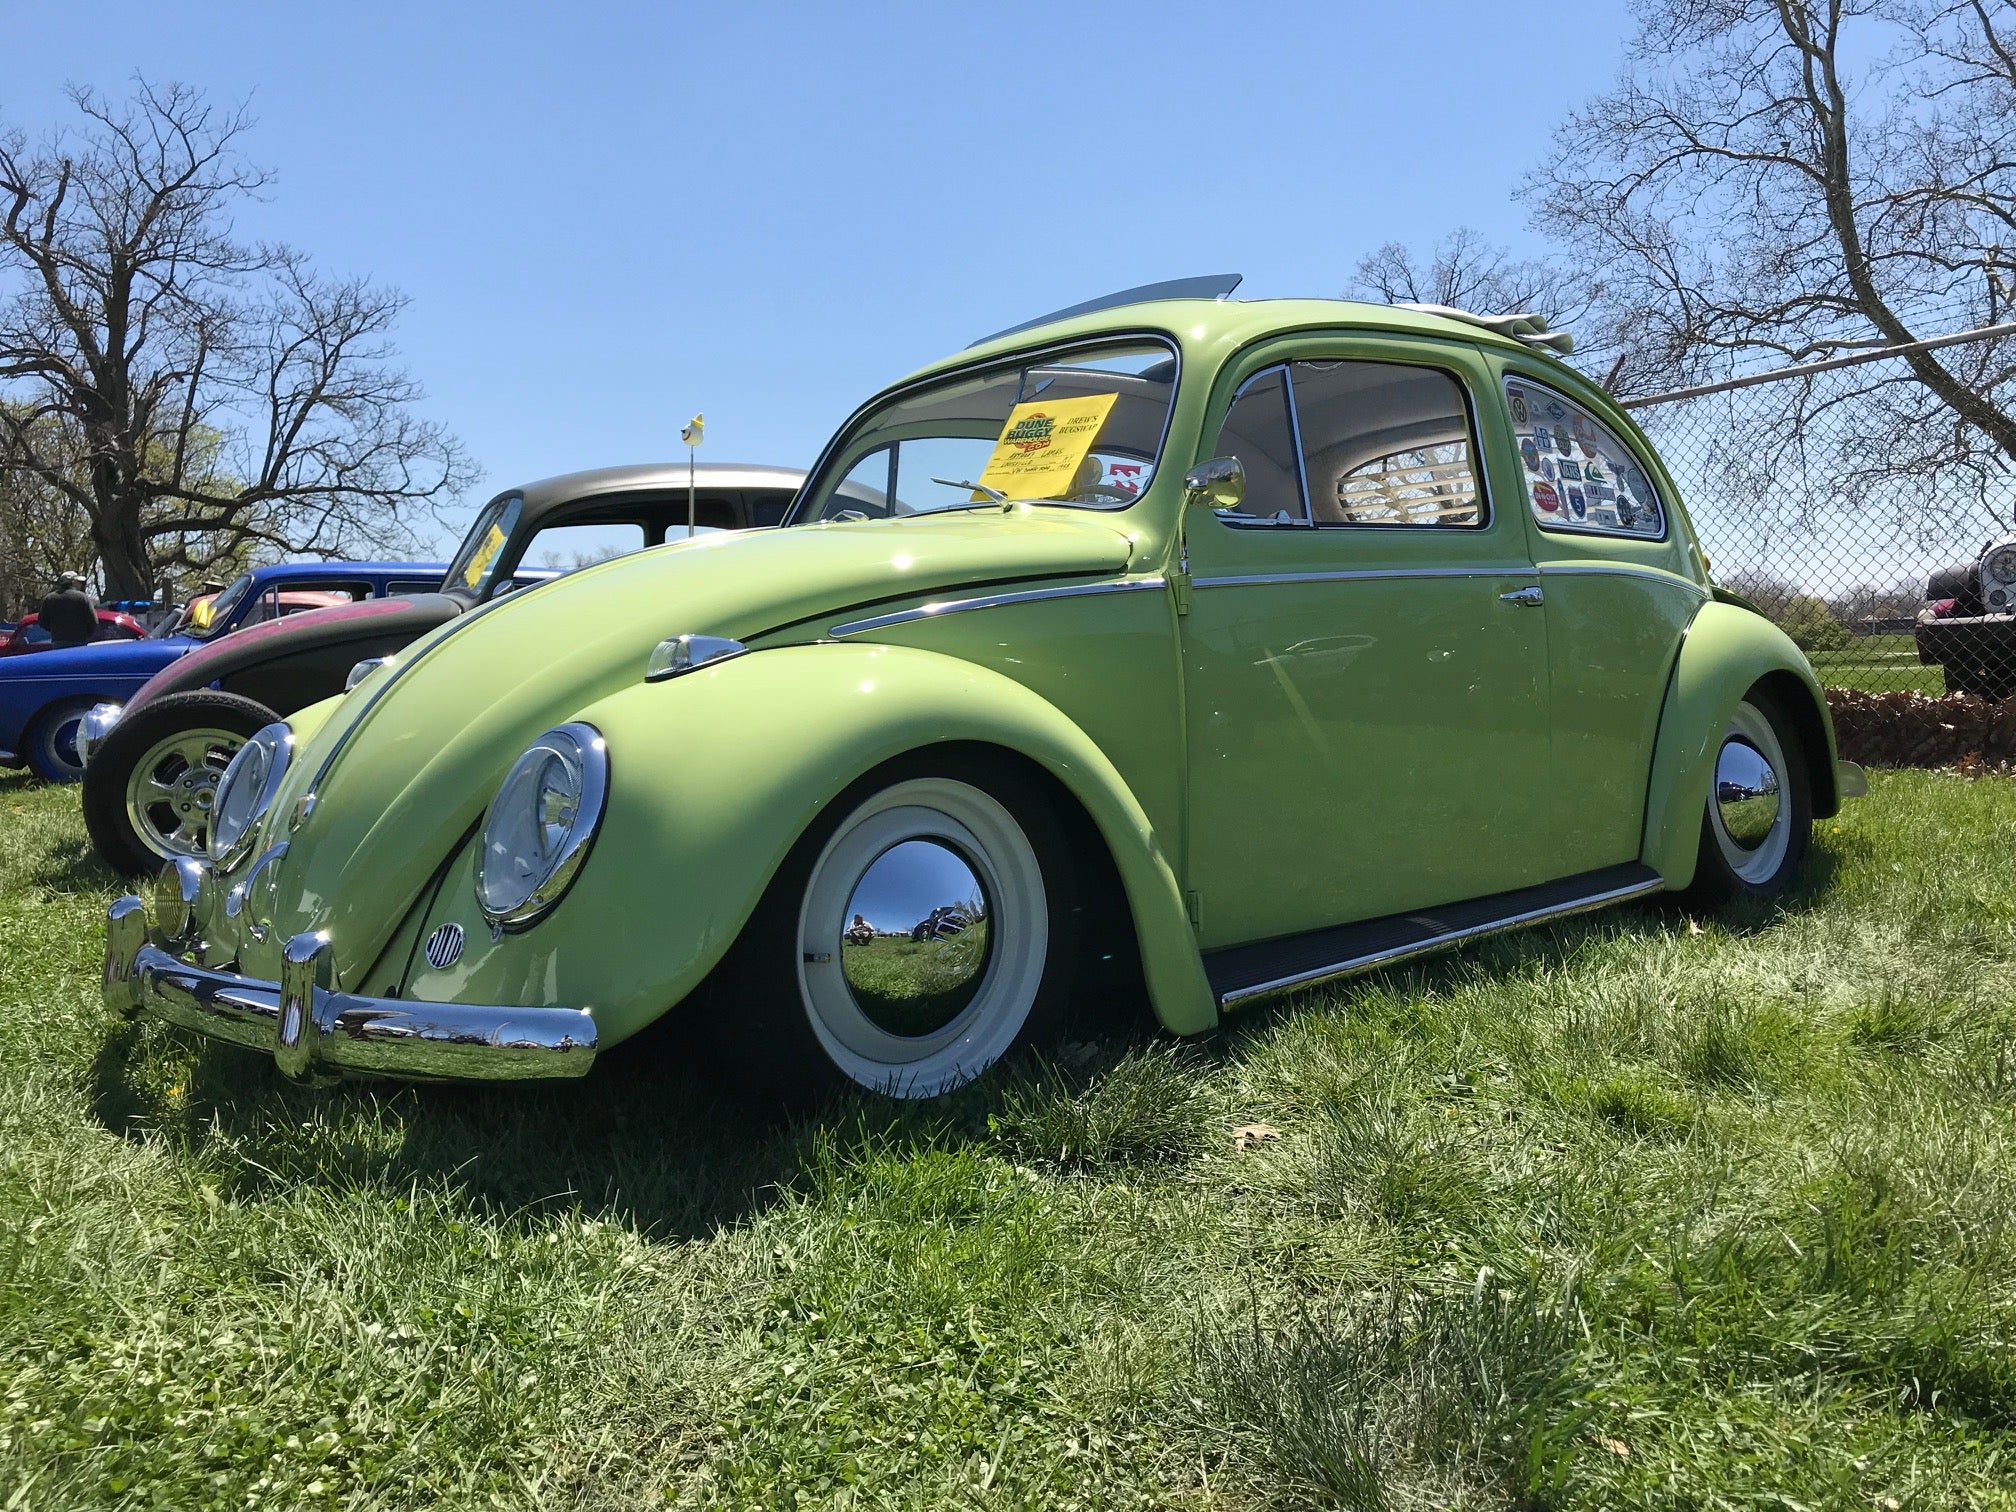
[828,578,1167,638]
[1192,565,1536,589]
[105,897,598,1081]
[1537,562,1709,596]
[1217,875,1666,1008]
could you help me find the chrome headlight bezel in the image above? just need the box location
[208,722,294,869]
[474,722,609,929]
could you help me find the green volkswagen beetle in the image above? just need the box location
[104,276,1864,1099]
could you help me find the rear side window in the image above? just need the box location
[1291,361,1482,527]
[1504,378,1665,537]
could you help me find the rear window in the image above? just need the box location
[1505,377,1666,538]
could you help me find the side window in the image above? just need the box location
[1504,378,1665,537]
[1289,361,1483,527]
[750,493,792,527]
[1210,366,1306,524]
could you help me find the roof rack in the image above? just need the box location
[1397,303,1575,356]
[969,273,1244,348]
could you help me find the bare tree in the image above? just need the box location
[1524,1,2016,431]
[0,81,476,599]
[1349,227,1600,331]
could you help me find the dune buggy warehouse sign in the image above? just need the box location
[975,393,1119,500]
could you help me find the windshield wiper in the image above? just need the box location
[930,477,1010,505]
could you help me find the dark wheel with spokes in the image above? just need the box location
[82,689,279,874]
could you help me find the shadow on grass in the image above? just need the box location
[27,830,121,894]
[80,841,1841,1240]
[87,1012,844,1240]
[1221,838,1841,1049]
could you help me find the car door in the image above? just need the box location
[1494,365,1707,875]
[1180,336,1556,949]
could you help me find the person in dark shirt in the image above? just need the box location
[37,572,98,647]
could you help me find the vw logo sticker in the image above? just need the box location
[424,922,466,971]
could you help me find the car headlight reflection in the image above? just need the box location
[475,722,608,927]
[209,723,294,868]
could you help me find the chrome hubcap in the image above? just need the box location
[1708,701,1793,885]
[1713,740,1779,849]
[840,839,993,1038]
[125,727,246,860]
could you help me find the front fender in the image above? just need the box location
[1642,600,1841,888]
[388,642,1215,1047]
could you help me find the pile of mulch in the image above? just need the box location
[1826,688,2016,771]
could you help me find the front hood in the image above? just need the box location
[253,513,1136,978]
[127,594,465,714]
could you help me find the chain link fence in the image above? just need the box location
[1623,325,2016,705]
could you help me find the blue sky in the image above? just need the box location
[4,0,1636,551]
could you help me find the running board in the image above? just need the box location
[1204,863,1665,1008]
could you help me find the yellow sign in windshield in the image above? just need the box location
[188,597,215,631]
[460,523,507,589]
[975,392,1120,502]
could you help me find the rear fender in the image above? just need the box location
[1642,600,1841,888]
[386,642,1215,1046]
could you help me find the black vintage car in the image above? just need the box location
[81,462,805,873]
[1915,532,2016,699]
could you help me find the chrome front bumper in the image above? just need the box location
[102,892,598,1082]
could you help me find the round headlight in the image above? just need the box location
[209,722,293,868]
[475,722,608,927]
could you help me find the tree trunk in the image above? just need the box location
[91,493,154,599]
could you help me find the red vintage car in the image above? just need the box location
[0,608,147,656]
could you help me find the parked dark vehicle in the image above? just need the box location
[81,463,806,873]
[1,562,445,787]
[1915,533,2016,699]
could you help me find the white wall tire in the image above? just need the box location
[797,778,1047,1097]
[701,752,1082,1104]
[1687,689,1812,902]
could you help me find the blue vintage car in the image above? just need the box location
[0,561,445,782]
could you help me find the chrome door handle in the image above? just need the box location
[1499,585,1545,607]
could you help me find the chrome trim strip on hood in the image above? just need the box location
[828,577,1167,638]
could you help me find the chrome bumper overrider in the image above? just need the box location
[1837,760,1868,799]
[102,893,598,1082]
[78,702,123,766]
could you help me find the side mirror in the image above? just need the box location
[1184,456,1246,514]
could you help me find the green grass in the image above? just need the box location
[1809,633,1947,695]
[4,765,2016,1508]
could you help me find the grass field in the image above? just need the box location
[1808,634,1946,696]
[4,765,2016,1509]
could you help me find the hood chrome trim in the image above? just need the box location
[828,577,1167,638]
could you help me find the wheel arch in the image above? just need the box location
[1641,600,1841,889]
[391,642,1215,1046]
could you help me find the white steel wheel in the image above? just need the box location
[1708,701,1792,886]
[797,777,1049,1098]
[124,727,246,861]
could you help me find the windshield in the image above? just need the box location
[186,573,254,639]
[445,494,525,598]
[791,341,1177,524]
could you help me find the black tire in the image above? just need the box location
[23,697,96,783]
[697,750,1083,1105]
[1682,687,1813,905]
[82,690,279,875]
